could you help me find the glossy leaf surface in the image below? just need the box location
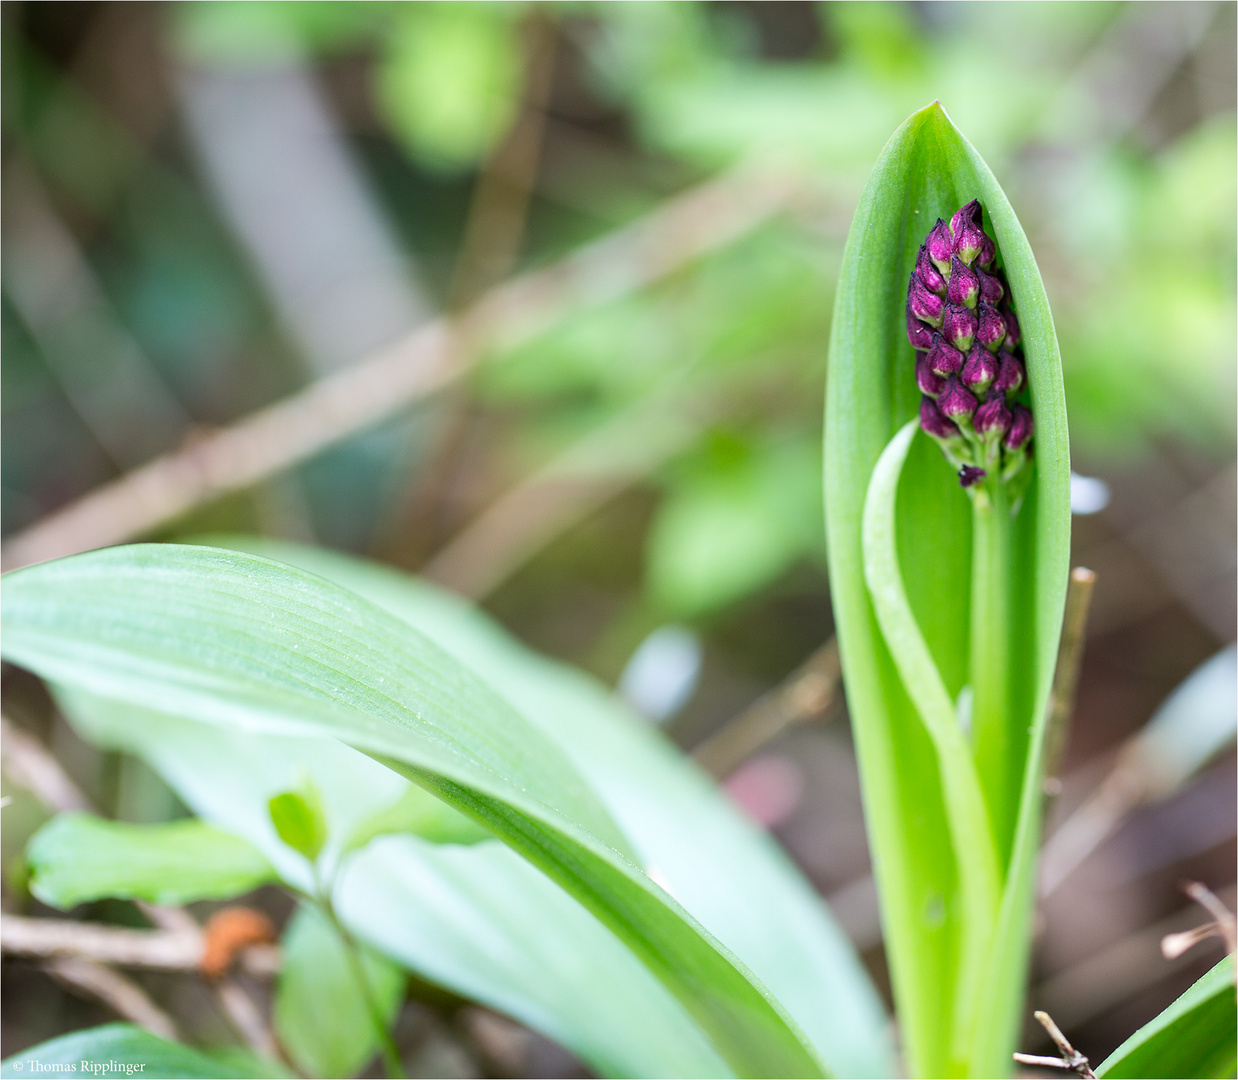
[26,812,276,909]
[2,543,825,1079]
[824,102,1070,1076]
[1098,956,1237,1079]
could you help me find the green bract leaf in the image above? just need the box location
[26,812,276,909]
[0,1024,252,1079]
[345,783,492,850]
[1098,956,1237,1079]
[824,102,1070,1077]
[274,903,404,1079]
[268,786,327,861]
[1,544,825,1079]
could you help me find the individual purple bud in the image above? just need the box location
[916,355,945,397]
[926,218,953,273]
[961,344,998,396]
[942,303,976,352]
[992,351,1025,397]
[976,233,996,268]
[976,266,1004,306]
[919,395,960,440]
[947,256,980,309]
[974,396,1012,441]
[950,200,987,265]
[975,303,1006,351]
[926,335,964,377]
[907,305,935,350]
[908,272,945,327]
[916,243,947,295]
[1004,404,1034,451]
[1002,308,1021,350]
[938,376,978,423]
[959,465,987,488]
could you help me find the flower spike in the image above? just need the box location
[905,198,1034,495]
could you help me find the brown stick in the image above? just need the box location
[1013,1011,1095,1078]
[692,640,841,779]
[1,165,798,573]
[0,714,92,813]
[1,913,279,976]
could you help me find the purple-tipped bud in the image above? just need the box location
[976,266,1004,306]
[1004,404,1033,451]
[916,243,946,295]
[919,395,960,440]
[907,305,935,350]
[975,303,1006,351]
[926,218,953,273]
[926,335,964,377]
[1001,308,1021,351]
[916,355,945,397]
[992,351,1024,397]
[976,234,996,268]
[950,200,987,265]
[947,256,980,309]
[942,303,976,352]
[959,465,987,487]
[908,273,945,327]
[961,344,998,397]
[974,396,1012,441]
[938,376,978,423]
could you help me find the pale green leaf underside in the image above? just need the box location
[1098,956,1237,1079]
[824,101,1070,1077]
[54,688,728,1079]
[1,544,823,1079]
[26,812,277,909]
[0,1025,252,1079]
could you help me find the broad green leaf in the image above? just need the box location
[0,1024,251,1079]
[1098,956,1237,1079]
[824,102,1070,1077]
[2,544,825,1079]
[217,536,896,1079]
[274,902,404,1079]
[51,690,731,1079]
[268,786,327,861]
[26,812,276,909]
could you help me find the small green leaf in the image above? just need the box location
[1097,956,1237,1079]
[0,1024,253,1079]
[275,903,404,1079]
[268,787,327,862]
[26,813,276,909]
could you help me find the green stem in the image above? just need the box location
[313,864,404,1080]
[970,479,1013,862]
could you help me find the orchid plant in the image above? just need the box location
[2,103,1232,1080]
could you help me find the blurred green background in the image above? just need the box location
[2,2,1235,1074]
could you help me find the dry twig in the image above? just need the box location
[1014,1010,1096,1078]
[43,956,180,1041]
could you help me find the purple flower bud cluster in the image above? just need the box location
[906,200,1033,490]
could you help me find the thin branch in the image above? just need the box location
[1163,881,1237,963]
[2,913,279,977]
[1041,567,1098,793]
[214,977,281,1060]
[692,640,841,779]
[44,956,180,1042]
[2,164,799,573]
[1017,1010,1096,1079]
